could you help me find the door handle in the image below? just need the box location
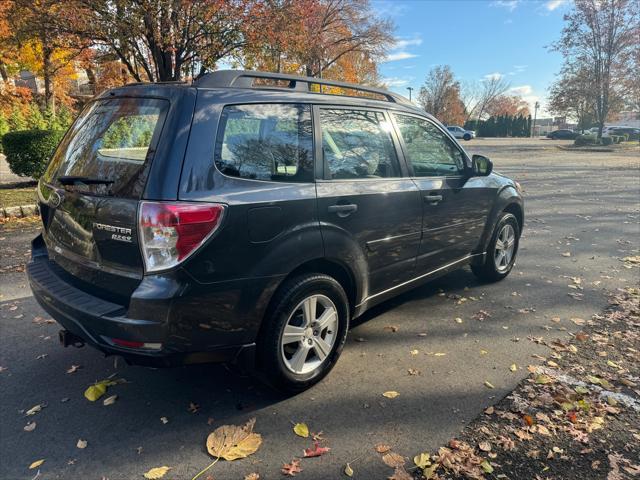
[424,194,443,204]
[328,204,358,217]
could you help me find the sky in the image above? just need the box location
[374,0,572,116]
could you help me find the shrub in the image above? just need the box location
[601,136,613,146]
[0,114,9,154]
[574,134,596,146]
[1,129,65,179]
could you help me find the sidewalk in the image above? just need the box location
[0,154,33,185]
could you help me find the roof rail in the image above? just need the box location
[193,70,411,105]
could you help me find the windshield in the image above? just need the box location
[43,97,168,198]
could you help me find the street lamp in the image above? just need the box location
[532,101,540,137]
[406,86,413,102]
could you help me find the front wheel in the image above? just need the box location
[472,213,520,282]
[463,133,471,141]
[256,273,349,393]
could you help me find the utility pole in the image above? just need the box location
[406,86,413,102]
[531,101,540,137]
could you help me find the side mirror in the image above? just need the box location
[471,154,493,176]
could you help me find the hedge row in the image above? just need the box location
[1,130,65,179]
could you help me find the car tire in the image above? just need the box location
[256,273,349,393]
[463,133,471,141]
[471,213,520,283]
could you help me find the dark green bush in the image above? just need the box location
[1,129,65,179]
[601,136,613,146]
[574,134,597,146]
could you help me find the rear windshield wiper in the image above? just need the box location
[57,176,114,186]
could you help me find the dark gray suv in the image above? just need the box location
[27,70,524,392]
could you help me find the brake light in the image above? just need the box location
[139,201,225,273]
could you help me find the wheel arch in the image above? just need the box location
[265,257,360,321]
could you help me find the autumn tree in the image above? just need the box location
[552,0,639,137]
[461,75,511,126]
[63,0,249,82]
[417,66,466,125]
[548,64,596,131]
[485,94,530,117]
[7,0,89,114]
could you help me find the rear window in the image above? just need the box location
[214,104,314,182]
[43,97,168,198]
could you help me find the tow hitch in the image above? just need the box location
[59,329,85,348]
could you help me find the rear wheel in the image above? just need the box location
[257,273,349,393]
[463,133,471,141]
[472,213,519,282]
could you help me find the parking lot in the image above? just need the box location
[1,138,639,479]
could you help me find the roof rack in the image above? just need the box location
[193,70,411,105]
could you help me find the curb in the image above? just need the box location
[0,203,40,219]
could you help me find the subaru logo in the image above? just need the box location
[48,190,62,208]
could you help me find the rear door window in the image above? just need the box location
[214,103,314,182]
[319,108,400,179]
[44,97,168,198]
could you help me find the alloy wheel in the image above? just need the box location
[280,294,339,375]
[494,223,516,273]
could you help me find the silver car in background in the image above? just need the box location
[447,125,476,141]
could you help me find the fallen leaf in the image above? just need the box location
[410,349,419,355]
[344,463,354,477]
[535,374,553,384]
[206,418,262,461]
[188,402,200,413]
[510,364,517,372]
[303,442,330,458]
[480,460,494,473]
[29,459,45,470]
[478,441,491,452]
[413,452,431,469]
[244,474,260,480]
[26,404,43,416]
[382,391,400,399]
[375,444,392,453]
[561,252,571,257]
[84,379,117,402]
[23,422,36,432]
[103,395,118,406]
[160,417,168,424]
[484,381,495,389]
[484,406,495,415]
[382,452,405,468]
[388,466,412,480]
[76,439,87,449]
[383,325,399,332]
[293,423,309,438]
[282,459,302,476]
[143,466,171,479]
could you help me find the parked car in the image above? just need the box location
[446,125,476,141]
[546,129,578,140]
[28,70,524,392]
[608,127,640,141]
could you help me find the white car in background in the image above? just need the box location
[447,125,476,141]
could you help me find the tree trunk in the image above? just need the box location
[42,40,55,117]
[0,64,8,83]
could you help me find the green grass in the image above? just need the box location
[0,187,37,209]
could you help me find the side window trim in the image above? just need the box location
[390,112,470,179]
[313,105,409,181]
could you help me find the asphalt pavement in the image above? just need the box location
[1,139,638,480]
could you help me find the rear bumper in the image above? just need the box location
[27,235,263,368]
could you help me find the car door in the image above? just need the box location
[314,106,422,296]
[391,113,493,273]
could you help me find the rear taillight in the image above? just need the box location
[138,201,225,273]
